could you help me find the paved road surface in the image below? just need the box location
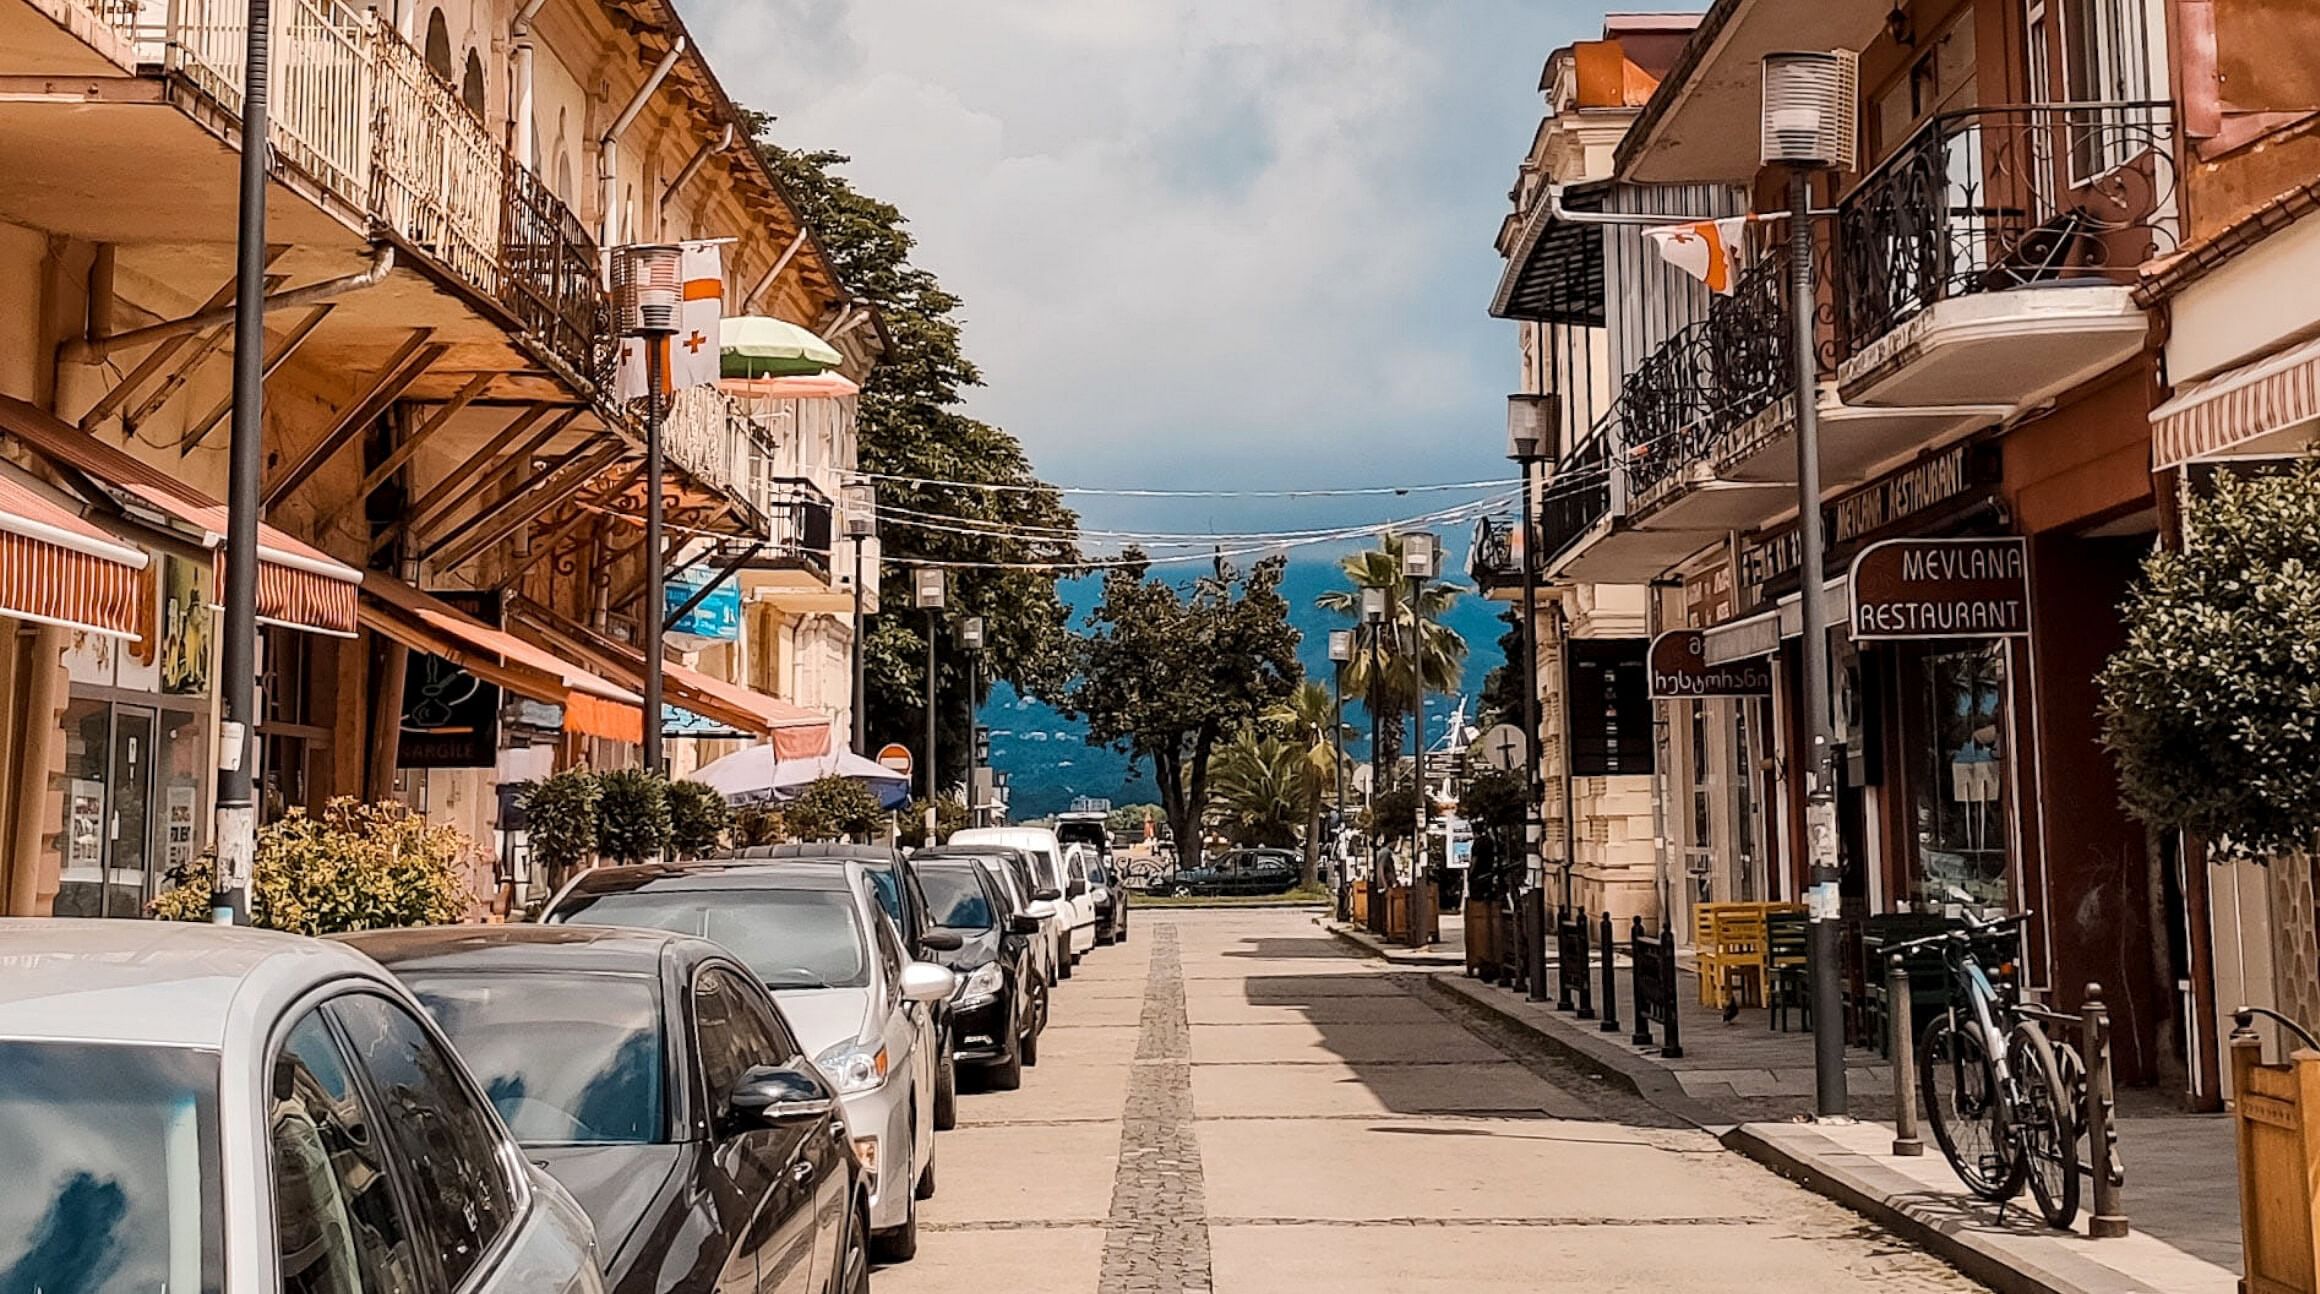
[883,908,1985,1293]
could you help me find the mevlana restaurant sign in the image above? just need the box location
[1848,537,2030,640]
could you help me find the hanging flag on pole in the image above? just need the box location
[1642,217,1749,295]
[617,240,725,398]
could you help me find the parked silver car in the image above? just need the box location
[0,918,605,1294]
[544,861,956,1262]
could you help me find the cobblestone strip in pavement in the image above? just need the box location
[1097,922,1211,1293]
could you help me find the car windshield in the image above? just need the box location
[916,866,995,929]
[554,887,870,989]
[0,1040,222,1294]
[405,973,666,1145]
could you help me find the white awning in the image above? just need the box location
[1699,577,1849,664]
[2151,331,2320,470]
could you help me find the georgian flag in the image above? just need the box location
[617,240,725,399]
[1642,218,1749,295]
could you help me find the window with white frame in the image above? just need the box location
[2050,0,2166,178]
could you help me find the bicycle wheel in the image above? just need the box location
[1919,1011,2024,1201]
[2008,1020,2082,1230]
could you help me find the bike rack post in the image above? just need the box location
[1889,954,1922,1157]
[1598,908,1621,1034]
[1630,916,1655,1049]
[1657,922,1683,1059]
[1526,888,1550,1003]
[1575,907,1595,1020]
[1556,906,1576,1012]
[2083,983,2128,1238]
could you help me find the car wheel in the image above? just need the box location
[833,1200,871,1292]
[1118,917,1129,944]
[1057,938,1073,979]
[914,1141,937,1201]
[871,1188,918,1264]
[1022,1015,1040,1066]
[934,1050,958,1132]
[987,1032,1024,1090]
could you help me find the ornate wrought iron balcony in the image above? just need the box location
[1834,101,2179,361]
[1622,252,1795,507]
[1467,514,1523,594]
[1539,426,1612,569]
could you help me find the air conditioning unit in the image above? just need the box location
[610,243,685,334]
[1760,50,1859,171]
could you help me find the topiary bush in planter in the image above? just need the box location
[520,767,601,876]
[151,798,478,934]
[669,779,733,857]
[597,768,673,864]
[785,777,886,842]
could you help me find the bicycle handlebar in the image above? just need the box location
[1881,910,2034,958]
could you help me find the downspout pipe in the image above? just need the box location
[599,36,687,248]
[659,122,733,227]
[510,0,550,170]
[63,244,395,363]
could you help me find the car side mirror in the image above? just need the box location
[899,961,957,1004]
[1068,880,1088,899]
[727,1064,831,1129]
[1008,913,1042,936]
[1033,887,1062,902]
[920,930,964,952]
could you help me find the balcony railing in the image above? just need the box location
[501,160,612,390]
[1540,424,1612,566]
[1467,514,1520,589]
[168,0,376,209]
[1623,252,1793,505]
[660,386,760,505]
[369,22,503,293]
[760,478,835,577]
[1835,101,2179,358]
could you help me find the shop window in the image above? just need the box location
[1906,642,2011,918]
[51,698,206,918]
[260,628,331,824]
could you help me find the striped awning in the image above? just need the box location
[2152,332,2320,470]
[0,395,360,636]
[358,575,644,744]
[0,474,148,638]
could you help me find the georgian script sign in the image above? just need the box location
[1648,630,1774,699]
[1849,537,2030,640]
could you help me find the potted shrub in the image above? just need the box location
[597,768,673,865]
[668,779,733,858]
[151,799,478,934]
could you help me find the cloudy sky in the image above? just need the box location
[692,0,1607,545]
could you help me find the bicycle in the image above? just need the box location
[1891,911,2084,1229]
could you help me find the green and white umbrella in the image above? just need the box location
[719,315,843,378]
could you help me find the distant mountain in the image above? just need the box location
[984,546,1507,819]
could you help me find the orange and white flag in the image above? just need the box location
[1642,217,1748,295]
[616,240,725,399]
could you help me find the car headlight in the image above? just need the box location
[953,962,1005,1007]
[815,1041,891,1095]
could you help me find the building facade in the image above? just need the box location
[0,0,871,915]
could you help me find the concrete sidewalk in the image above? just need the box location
[1426,967,2243,1294]
[1321,913,1465,966]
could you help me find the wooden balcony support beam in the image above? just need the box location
[76,246,287,432]
[371,405,573,558]
[355,371,495,500]
[262,330,443,510]
[424,443,626,572]
[178,304,335,456]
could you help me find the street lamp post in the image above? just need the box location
[611,244,686,776]
[1328,629,1353,917]
[1402,532,1440,950]
[1763,49,1858,1119]
[1507,395,1550,924]
[959,616,985,828]
[1361,585,1387,932]
[212,0,276,923]
[843,483,877,755]
[914,567,946,840]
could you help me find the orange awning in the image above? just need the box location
[358,575,643,744]
[720,373,861,400]
[0,473,148,638]
[0,395,360,636]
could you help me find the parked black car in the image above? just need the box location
[340,924,868,1294]
[919,843,1067,994]
[1164,847,1300,897]
[909,854,1044,1087]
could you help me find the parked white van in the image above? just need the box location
[949,826,1099,971]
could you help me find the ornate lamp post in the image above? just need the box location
[1401,531,1440,949]
[959,615,985,828]
[611,244,686,776]
[1361,584,1388,932]
[1328,628,1353,918]
[914,566,946,840]
[842,482,877,754]
[1507,395,1551,916]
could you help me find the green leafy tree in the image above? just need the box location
[2100,460,2320,856]
[520,768,600,876]
[788,777,889,842]
[1458,766,1531,902]
[894,794,968,848]
[1316,534,1469,769]
[152,800,477,934]
[1477,605,1528,731]
[752,132,1079,783]
[597,769,673,865]
[669,780,734,857]
[1106,802,1164,840]
[1265,680,1351,888]
[1208,728,1308,849]
[1067,552,1302,872]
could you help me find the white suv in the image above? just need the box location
[951,826,1098,972]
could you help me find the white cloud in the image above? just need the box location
[691,0,1586,532]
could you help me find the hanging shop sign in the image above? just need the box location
[1849,537,2030,640]
[400,589,501,768]
[1738,442,2001,605]
[666,569,742,645]
[1565,638,1654,776]
[1648,630,1774,699]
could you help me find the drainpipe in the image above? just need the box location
[599,37,687,249]
[659,122,733,229]
[510,0,550,170]
[62,245,395,364]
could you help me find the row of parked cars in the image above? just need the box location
[0,824,1129,1294]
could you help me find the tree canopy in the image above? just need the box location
[2099,460,2320,858]
[1067,552,1302,868]
[751,130,1079,785]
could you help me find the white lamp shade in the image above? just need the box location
[1360,587,1388,622]
[842,482,877,538]
[914,567,946,609]
[1761,50,1859,170]
[611,243,685,335]
[1400,533,1439,580]
[1328,629,1354,663]
[1507,394,1554,460]
[959,616,985,649]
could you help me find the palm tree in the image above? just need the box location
[1315,534,1468,773]
[1266,680,1352,889]
[1207,728,1306,851]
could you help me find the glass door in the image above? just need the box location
[108,706,157,916]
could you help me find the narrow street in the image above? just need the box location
[885,909,1984,1293]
